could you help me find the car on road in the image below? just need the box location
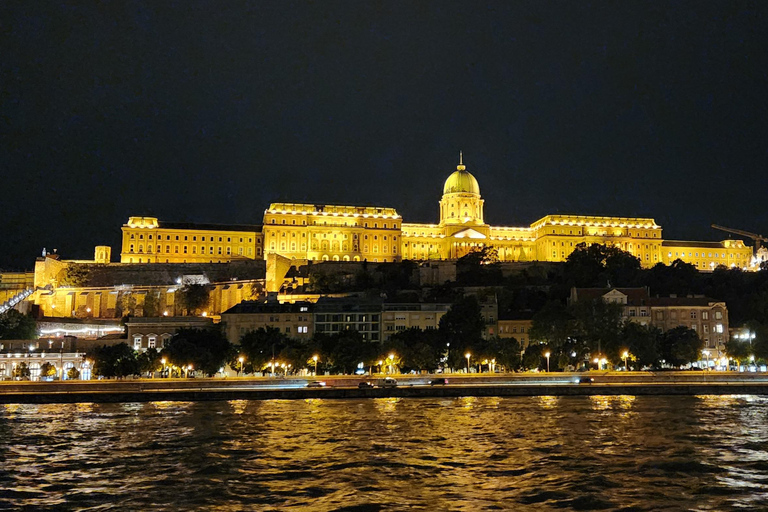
[306,381,326,388]
[357,381,374,389]
[429,378,448,386]
[379,377,398,388]
[577,377,594,384]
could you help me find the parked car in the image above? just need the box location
[306,381,326,388]
[379,377,398,388]
[430,378,448,386]
[358,381,374,389]
[577,377,594,384]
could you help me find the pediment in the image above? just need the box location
[452,228,487,239]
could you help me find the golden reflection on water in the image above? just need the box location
[589,395,636,412]
[150,400,190,411]
[3,397,768,510]
[374,397,401,414]
[696,394,743,408]
[303,397,324,415]
[458,396,477,409]
[539,395,559,409]
[2,403,24,415]
[228,399,248,415]
[75,402,94,414]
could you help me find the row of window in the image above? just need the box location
[129,244,254,256]
[670,251,745,259]
[268,218,399,229]
[269,232,397,242]
[546,228,659,238]
[130,233,254,243]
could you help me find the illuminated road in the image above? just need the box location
[4,372,768,403]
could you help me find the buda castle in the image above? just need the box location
[120,155,753,271]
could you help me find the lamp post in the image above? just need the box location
[465,352,471,374]
[703,350,710,370]
[161,358,167,378]
[594,357,600,370]
[622,351,629,371]
[377,360,383,374]
[313,355,318,376]
[238,356,244,377]
[388,353,395,374]
[600,358,607,371]
[544,351,551,373]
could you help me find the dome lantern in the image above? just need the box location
[442,152,480,195]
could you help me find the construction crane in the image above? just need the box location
[711,224,767,251]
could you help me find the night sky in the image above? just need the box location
[2,2,767,270]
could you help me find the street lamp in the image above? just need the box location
[377,360,384,374]
[702,350,710,370]
[465,352,471,374]
[544,351,551,372]
[622,351,629,371]
[600,358,607,371]
[388,353,395,374]
[313,355,318,376]
[238,356,244,377]
[594,357,600,370]
[161,358,167,378]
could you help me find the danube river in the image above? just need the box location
[1,396,768,511]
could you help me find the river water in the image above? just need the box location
[1,396,768,511]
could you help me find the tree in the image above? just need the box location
[485,336,522,372]
[521,344,544,371]
[529,301,572,352]
[564,243,641,288]
[724,338,752,366]
[162,328,232,376]
[386,328,442,372]
[57,264,89,287]
[115,292,138,318]
[623,322,661,369]
[239,327,288,372]
[0,310,38,340]
[40,362,57,379]
[142,291,161,317]
[660,326,704,367]
[137,348,162,377]
[569,299,624,361]
[176,284,211,315]
[88,343,140,378]
[440,295,485,369]
[12,362,30,380]
[457,247,502,285]
[67,367,81,380]
[328,330,372,374]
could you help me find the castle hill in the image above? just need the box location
[2,156,768,400]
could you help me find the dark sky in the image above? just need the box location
[2,1,767,270]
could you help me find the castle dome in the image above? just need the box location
[442,153,480,195]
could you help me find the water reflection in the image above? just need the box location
[1,396,768,510]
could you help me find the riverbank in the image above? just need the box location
[3,372,768,403]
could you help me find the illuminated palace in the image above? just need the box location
[120,155,754,270]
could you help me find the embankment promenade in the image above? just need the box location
[3,372,768,404]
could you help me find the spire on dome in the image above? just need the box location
[457,151,466,171]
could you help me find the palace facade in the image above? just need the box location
[119,155,754,270]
